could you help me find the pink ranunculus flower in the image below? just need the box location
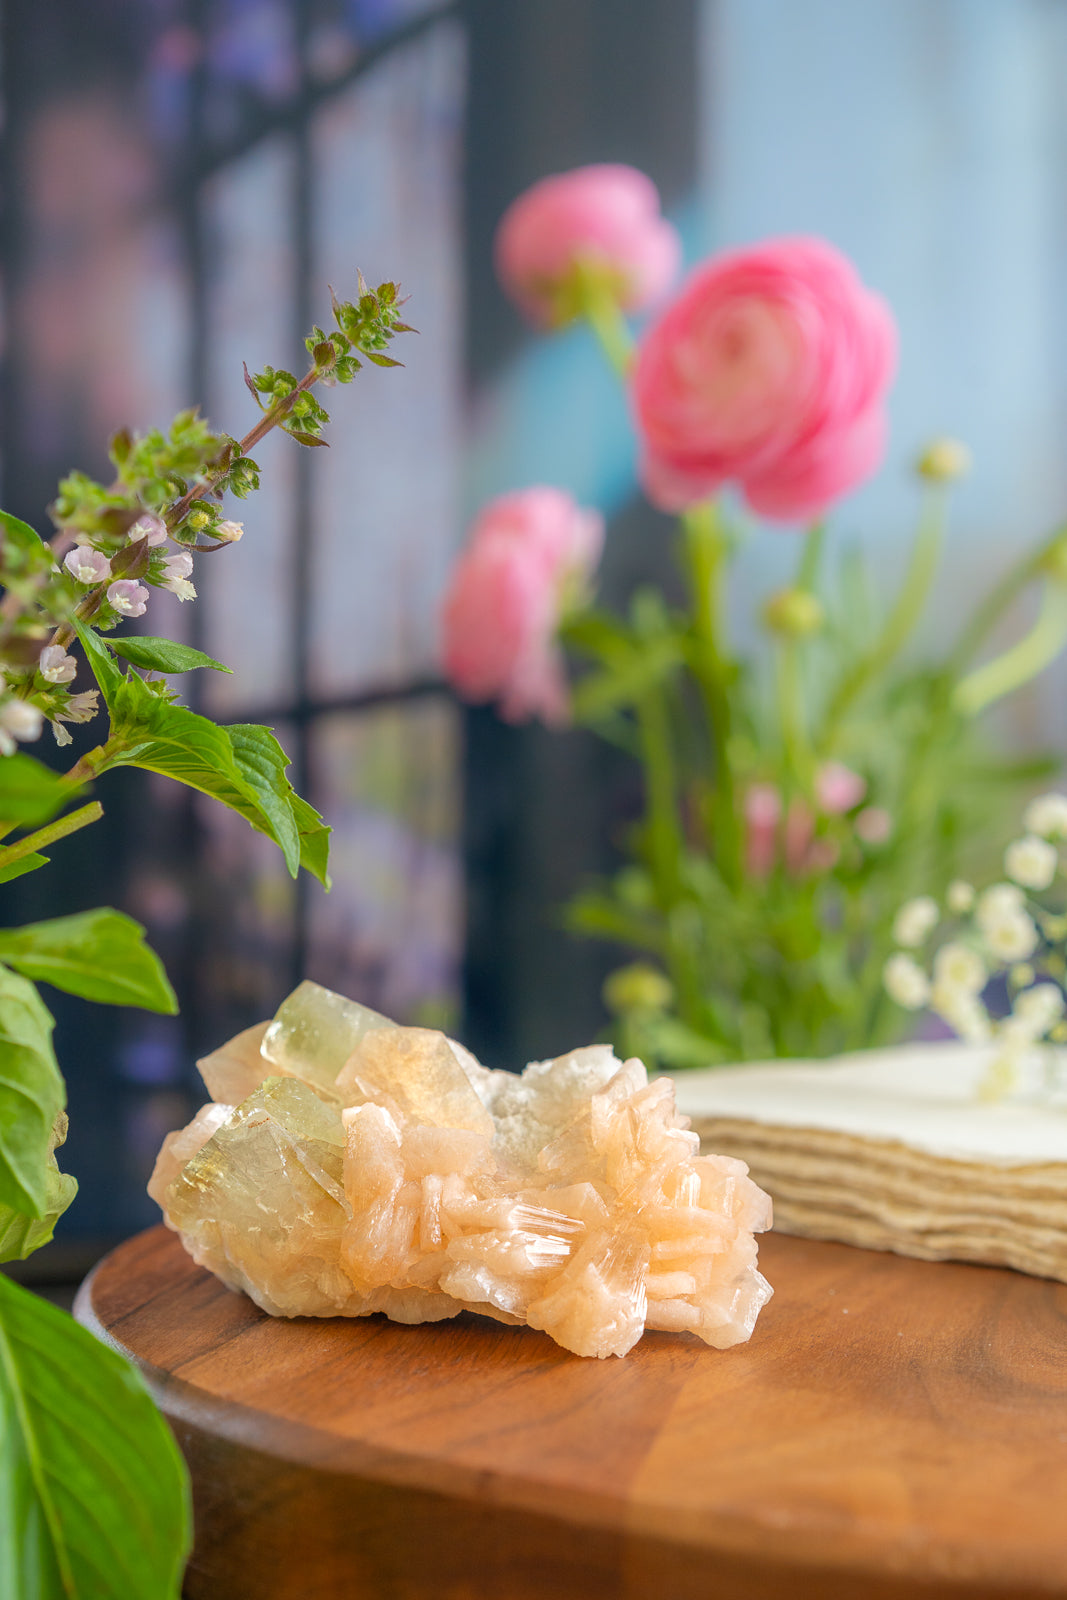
[494,164,681,327]
[441,488,604,726]
[633,236,897,522]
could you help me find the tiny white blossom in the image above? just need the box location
[38,645,77,685]
[1004,834,1058,892]
[64,545,111,585]
[107,579,149,618]
[931,985,992,1044]
[892,895,939,948]
[0,698,43,742]
[975,883,1026,931]
[160,551,196,601]
[883,953,930,1010]
[1022,792,1067,839]
[946,880,975,915]
[1014,982,1065,1032]
[214,519,244,544]
[128,513,168,547]
[932,941,986,996]
[982,911,1039,964]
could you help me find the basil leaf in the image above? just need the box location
[0,852,50,886]
[106,636,232,675]
[0,753,81,828]
[0,965,64,1217]
[0,1273,191,1599]
[0,909,177,1013]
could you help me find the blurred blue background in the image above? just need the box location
[1,0,1065,1268]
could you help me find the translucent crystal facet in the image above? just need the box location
[154,981,773,1357]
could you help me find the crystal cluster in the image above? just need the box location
[150,982,773,1358]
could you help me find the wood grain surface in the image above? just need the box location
[76,1225,1067,1600]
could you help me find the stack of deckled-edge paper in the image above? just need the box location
[672,1040,1067,1282]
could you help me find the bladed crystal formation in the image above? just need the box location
[151,981,773,1357]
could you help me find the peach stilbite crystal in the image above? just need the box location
[152,983,772,1357]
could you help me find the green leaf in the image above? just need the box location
[0,753,81,827]
[0,1273,191,1599]
[0,852,49,886]
[0,1116,77,1263]
[226,725,300,876]
[102,673,329,883]
[0,909,177,1013]
[0,510,49,566]
[106,636,233,675]
[74,618,123,704]
[0,965,63,1218]
[291,792,332,890]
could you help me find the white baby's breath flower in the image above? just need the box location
[883,953,930,1010]
[1004,834,1058,892]
[1022,792,1067,839]
[892,896,939,949]
[1014,982,1065,1032]
[946,880,975,915]
[975,883,1026,931]
[932,941,986,996]
[982,911,1039,964]
[931,985,992,1044]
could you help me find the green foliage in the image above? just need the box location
[0,910,177,1012]
[105,636,232,675]
[0,852,50,886]
[0,754,82,828]
[0,1116,76,1264]
[0,965,64,1218]
[0,1272,191,1599]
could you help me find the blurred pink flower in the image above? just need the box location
[815,761,867,815]
[633,236,896,522]
[855,806,892,844]
[495,164,681,326]
[441,488,604,725]
[744,783,782,879]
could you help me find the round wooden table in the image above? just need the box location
[76,1224,1067,1600]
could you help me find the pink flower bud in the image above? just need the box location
[441,488,603,725]
[815,761,867,815]
[64,546,112,585]
[39,645,77,685]
[128,514,168,546]
[855,806,892,844]
[214,519,244,543]
[107,579,149,617]
[633,237,896,521]
[744,783,782,879]
[495,164,681,326]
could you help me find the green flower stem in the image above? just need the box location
[948,523,1067,675]
[821,484,947,749]
[776,638,810,790]
[681,502,742,888]
[796,521,826,590]
[953,581,1067,717]
[635,689,683,905]
[573,264,635,379]
[0,801,103,869]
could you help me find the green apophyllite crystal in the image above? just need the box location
[260,979,394,1092]
[164,1077,353,1316]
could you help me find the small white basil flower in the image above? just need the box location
[107,579,149,618]
[214,519,244,544]
[38,645,77,685]
[892,895,939,948]
[127,513,168,547]
[64,545,111,585]
[1022,792,1067,840]
[0,698,43,742]
[883,952,930,1010]
[160,551,196,601]
[1004,834,1058,892]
